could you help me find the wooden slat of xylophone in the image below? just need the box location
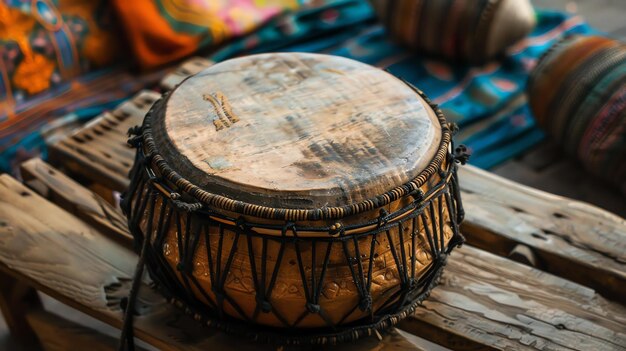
[459,165,626,301]
[48,91,161,192]
[9,168,626,350]
[0,175,431,351]
[47,87,626,301]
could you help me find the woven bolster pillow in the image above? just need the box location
[369,0,536,63]
[528,35,626,193]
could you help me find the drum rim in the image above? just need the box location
[132,80,455,222]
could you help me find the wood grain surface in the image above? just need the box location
[399,246,626,351]
[0,174,430,351]
[2,174,625,350]
[48,90,160,192]
[155,52,441,208]
[459,165,626,301]
[0,271,42,350]
[20,158,132,245]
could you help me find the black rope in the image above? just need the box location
[120,134,468,345]
[118,192,154,351]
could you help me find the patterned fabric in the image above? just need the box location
[0,0,595,174]
[0,67,164,173]
[368,0,536,63]
[210,2,593,168]
[0,0,122,117]
[528,35,626,193]
[111,0,310,70]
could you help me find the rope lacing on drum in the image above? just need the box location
[328,222,344,236]
[453,144,471,165]
[377,208,390,229]
[120,162,465,345]
[408,188,424,202]
[119,120,468,346]
[339,227,374,317]
[170,192,203,212]
[127,125,143,148]
[447,122,459,135]
[289,222,337,328]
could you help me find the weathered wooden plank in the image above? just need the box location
[492,153,626,217]
[25,309,124,351]
[160,56,214,91]
[0,271,43,350]
[48,90,160,192]
[15,160,443,349]
[399,246,626,350]
[20,158,131,245]
[3,174,625,350]
[459,165,626,301]
[0,175,428,351]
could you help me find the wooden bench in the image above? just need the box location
[1,57,625,351]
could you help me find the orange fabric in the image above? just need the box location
[0,0,122,116]
[111,1,201,70]
[110,0,304,70]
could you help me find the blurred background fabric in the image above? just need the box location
[0,0,595,175]
[0,0,136,172]
[0,0,122,112]
[110,0,313,70]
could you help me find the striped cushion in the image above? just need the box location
[369,0,536,63]
[528,36,626,193]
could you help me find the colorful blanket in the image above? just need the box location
[0,0,594,173]
[0,0,122,113]
[111,0,309,70]
[0,68,163,172]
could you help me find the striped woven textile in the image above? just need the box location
[528,35,626,193]
[0,1,595,175]
[0,68,163,173]
[369,0,536,63]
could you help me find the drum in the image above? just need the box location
[368,0,536,63]
[122,53,468,345]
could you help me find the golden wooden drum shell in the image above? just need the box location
[123,53,465,343]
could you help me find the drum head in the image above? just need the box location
[152,53,442,208]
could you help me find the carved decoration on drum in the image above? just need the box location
[203,92,239,131]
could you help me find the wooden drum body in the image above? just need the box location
[122,53,466,344]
